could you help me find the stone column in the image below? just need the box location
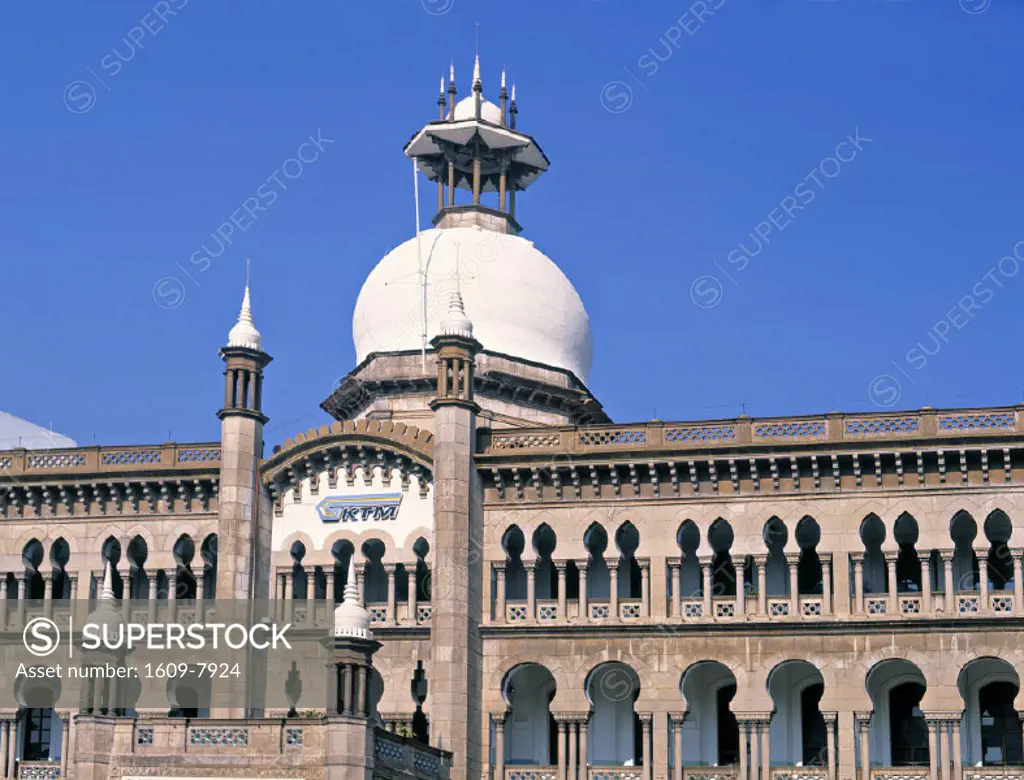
[921,553,932,615]
[43,572,53,620]
[568,720,578,780]
[578,560,589,622]
[851,553,865,615]
[325,568,336,605]
[639,560,650,618]
[821,555,833,616]
[407,567,418,624]
[341,664,353,715]
[652,712,669,780]
[5,718,14,779]
[975,547,989,613]
[670,561,681,619]
[939,722,951,780]
[837,711,856,780]
[824,714,837,780]
[148,573,157,624]
[736,563,746,617]
[857,713,872,780]
[283,569,294,623]
[580,714,589,777]
[738,720,749,780]
[356,563,365,605]
[0,580,7,634]
[759,719,771,780]
[1013,550,1024,614]
[493,713,506,780]
[494,562,507,623]
[384,564,397,625]
[885,552,899,615]
[168,570,178,623]
[754,554,768,615]
[671,713,685,780]
[0,718,7,780]
[557,719,568,780]
[951,717,962,780]
[608,560,620,620]
[17,573,26,626]
[927,719,939,780]
[556,562,568,622]
[941,551,955,612]
[640,714,653,780]
[195,570,206,622]
[525,560,537,622]
[700,556,713,618]
[787,552,800,616]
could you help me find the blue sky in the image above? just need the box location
[1,0,1022,448]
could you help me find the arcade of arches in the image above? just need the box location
[489,657,1023,780]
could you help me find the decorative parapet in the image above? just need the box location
[0,442,221,479]
[478,407,1022,457]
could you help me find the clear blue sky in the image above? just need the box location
[2,0,1023,448]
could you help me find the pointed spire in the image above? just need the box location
[440,274,474,339]
[100,559,114,602]
[343,559,359,606]
[473,54,482,89]
[226,263,263,351]
[450,62,455,85]
[501,69,506,90]
[440,75,446,95]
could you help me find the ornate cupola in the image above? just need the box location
[405,55,550,235]
[430,290,480,411]
[218,279,272,423]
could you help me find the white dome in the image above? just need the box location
[353,227,593,382]
[453,95,502,124]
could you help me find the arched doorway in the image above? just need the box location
[587,663,641,766]
[958,657,1023,766]
[680,661,739,766]
[866,659,929,767]
[768,660,827,766]
[503,664,557,766]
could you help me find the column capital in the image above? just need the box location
[576,558,589,572]
[1010,548,1024,561]
[490,711,507,728]
[785,552,801,565]
[938,549,955,563]
[554,560,568,573]
[637,712,653,727]
[667,558,681,571]
[855,711,873,727]
[493,560,506,573]
[883,551,900,564]
[523,559,537,572]
[638,558,650,572]
[821,711,837,725]
[606,558,620,572]
[697,554,714,566]
[923,711,963,723]
[819,553,833,567]
[850,551,865,564]
[752,553,768,566]
[383,563,398,574]
[669,711,687,726]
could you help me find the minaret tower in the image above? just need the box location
[428,288,483,780]
[405,55,550,235]
[216,277,272,602]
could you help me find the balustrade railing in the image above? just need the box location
[870,769,930,780]
[964,769,1024,780]
[770,769,828,780]
[506,767,558,780]
[17,762,63,779]
[685,767,740,780]
[588,768,643,780]
[619,598,643,620]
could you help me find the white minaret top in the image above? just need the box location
[88,559,122,633]
[100,559,114,602]
[473,54,481,87]
[334,561,373,639]
[227,282,262,351]
[439,290,474,339]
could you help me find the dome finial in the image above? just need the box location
[440,248,474,339]
[227,260,262,351]
[334,561,373,639]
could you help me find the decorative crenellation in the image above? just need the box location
[0,442,221,477]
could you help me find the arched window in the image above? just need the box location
[709,520,736,597]
[21,707,53,761]
[978,682,1023,765]
[796,517,823,595]
[894,513,922,593]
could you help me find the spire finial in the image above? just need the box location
[101,559,114,602]
[473,54,481,88]
[449,62,455,84]
[344,561,359,606]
